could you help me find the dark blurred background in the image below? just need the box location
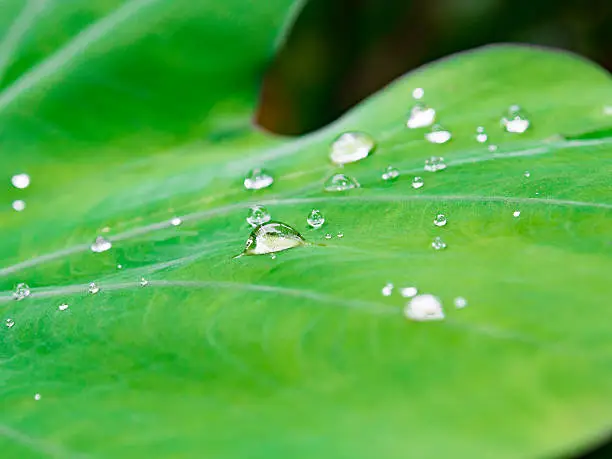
[257,0,612,136]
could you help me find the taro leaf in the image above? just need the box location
[1,1,612,458]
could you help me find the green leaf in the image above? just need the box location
[1,1,612,457]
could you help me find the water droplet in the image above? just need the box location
[88,282,100,294]
[400,286,418,298]
[244,168,274,190]
[425,124,452,144]
[246,205,271,227]
[117,264,123,270]
[404,294,445,321]
[307,209,325,229]
[101,226,111,233]
[412,88,424,100]
[433,214,447,227]
[5,318,15,328]
[34,393,41,401]
[324,233,332,239]
[58,303,69,311]
[604,106,612,116]
[323,173,360,192]
[407,103,436,129]
[90,236,112,253]
[11,173,30,189]
[381,283,394,297]
[170,217,182,226]
[12,199,26,212]
[330,132,375,165]
[412,176,424,189]
[236,222,307,257]
[336,232,344,238]
[270,253,277,260]
[524,171,531,178]
[140,277,149,287]
[513,210,521,218]
[424,156,446,172]
[382,165,400,181]
[488,145,498,152]
[501,105,530,133]
[13,283,30,301]
[431,236,447,250]
[475,126,488,143]
[454,297,468,309]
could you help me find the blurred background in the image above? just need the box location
[257,0,612,136]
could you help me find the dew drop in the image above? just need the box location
[400,286,418,298]
[90,236,112,253]
[270,253,277,260]
[381,283,394,297]
[404,294,445,321]
[140,277,149,287]
[406,103,436,129]
[424,156,446,172]
[454,296,468,309]
[513,210,521,218]
[501,105,530,133]
[307,209,325,229]
[323,173,360,192]
[524,171,531,178]
[244,168,274,190]
[433,213,447,227]
[336,232,344,238]
[101,226,111,233]
[412,87,425,100]
[34,393,41,401]
[117,264,123,270]
[431,236,447,250]
[13,283,30,301]
[11,173,30,189]
[412,176,424,189]
[170,217,182,226]
[324,233,332,240]
[488,145,498,152]
[12,199,26,212]
[382,165,400,181]
[330,132,375,165]
[88,282,100,294]
[475,126,488,143]
[236,221,307,257]
[5,318,15,328]
[425,124,452,144]
[246,205,271,227]
[58,303,69,311]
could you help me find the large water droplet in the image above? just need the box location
[475,126,488,143]
[425,124,452,144]
[433,213,447,227]
[501,105,530,133]
[13,283,30,301]
[90,236,112,253]
[244,168,274,190]
[307,209,325,229]
[246,205,271,227]
[400,286,418,298]
[381,282,394,297]
[404,294,445,321]
[236,222,307,257]
[330,132,375,165]
[5,318,15,328]
[412,176,424,189]
[140,277,149,287]
[431,236,447,250]
[88,282,100,294]
[11,173,30,189]
[382,166,400,181]
[407,103,436,129]
[424,156,446,172]
[323,173,360,192]
[454,296,468,309]
[12,200,26,212]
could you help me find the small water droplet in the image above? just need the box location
[13,283,30,301]
[488,144,498,152]
[34,393,41,401]
[58,303,69,311]
[404,294,445,321]
[431,236,447,250]
[117,264,123,270]
[170,217,182,226]
[5,318,15,328]
[513,210,521,218]
[11,173,30,189]
[90,236,112,253]
[412,176,424,189]
[140,277,149,287]
[524,171,531,178]
[400,286,418,298]
[324,233,332,239]
[307,209,325,229]
[330,132,375,165]
[244,168,274,190]
[381,283,394,297]
[270,253,277,260]
[424,156,446,172]
[246,205,271,227]
[336,232,344,238]
[454,297,468,309]
[412,88,425,100]
[101,226,111,233]
[12,199,26,212]
[381,165,400,181]
[425,124,452,144]
[501,105,530,133]
[475,126,488,143]
[88,282,100,294]
[237,222,307,257]
[433,214,447,227]
[323,173,360,192]
[406,103,436,129]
